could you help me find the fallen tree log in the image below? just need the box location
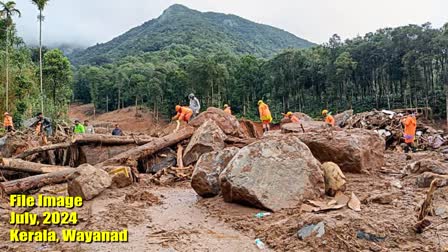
[1,169,76,194]
[14,142,71,159]
[71,134,154,145]
[98,126,195,167]
[1,158,71,174]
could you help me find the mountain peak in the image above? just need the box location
[70,5,315,65]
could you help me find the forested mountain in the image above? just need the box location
[72,22,448,122]
[69,4,315,65]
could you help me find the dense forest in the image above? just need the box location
[0,1,73,127]
[72,21,448,121]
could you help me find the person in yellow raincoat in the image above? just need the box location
[258,100,272,133]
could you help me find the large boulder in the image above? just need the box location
[183,120,227,166]
[191,147,240,197]
[220,135,324,211]
[190,107,245,138]
[297,129,385,173]
[68,164,112,200]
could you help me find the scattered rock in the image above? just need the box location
[363,192,399,205]
[297,222,325,240]
[416,172,448,188]
[348,192,361,212]
[190,107,245,138]
[191,147,240,197]
[335,192,350,205]
[183,120,227,166]
[403,159,448,175]
[220,135,324,211]
[322,162,346,196]
[68,164,112,200]
[143,148,177,174]
[356,231,386,242]
[297,128,385,173]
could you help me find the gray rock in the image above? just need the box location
[296,129,385,173]
[191,147,240,197]
[220,135,324,211]
[183,120,227,166]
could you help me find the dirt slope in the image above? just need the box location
[69,104,168,135]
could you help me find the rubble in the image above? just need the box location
[191,147,239,197]
[402,159,448,175]
[297,129,385,173]
[416,172,448,188]
[219,135,324,211]
[334,110,353,127]
[67,164,112,200]
[183,120,227,166]
[297,222,325,240]
[343,109,447,149]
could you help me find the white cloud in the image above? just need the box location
[14,0,447,47]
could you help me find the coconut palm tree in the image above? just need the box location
[0,1,20,112]
[31,0,49,113]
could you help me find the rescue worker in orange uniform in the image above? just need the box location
[172,105,193,123]
[402,110,417,153]
[3,112,14,132]
[258,100,272,133]
[223,104,232,115]
[284,111,305,132]
[322,109,335,127]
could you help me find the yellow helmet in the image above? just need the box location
[286,112,293,116]
[322,109,328,115]
[224,104,229,108]
[258,100,263,105]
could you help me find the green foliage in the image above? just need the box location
[72,21,448,121]
[42,49,73,108]
[69,4,315,65]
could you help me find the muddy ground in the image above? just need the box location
[0,105,446,251]
[0,150,447,252]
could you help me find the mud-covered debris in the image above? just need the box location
[416,172,448,188]
[356,231,386,242]
[150,166,194,186]
[297,222,325,240]
[125,190,160,206]
[348,192,361,212]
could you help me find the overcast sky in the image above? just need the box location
[15,0,447,48]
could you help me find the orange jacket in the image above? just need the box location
[290,115,300,123]
[325,115,335,127]
[4,115,13,127]
[258,103,272,122]
[176,106,193,122]
[224,107,232,115]
[403,116,417,143]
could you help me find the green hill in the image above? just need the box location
[69,4,315,65]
